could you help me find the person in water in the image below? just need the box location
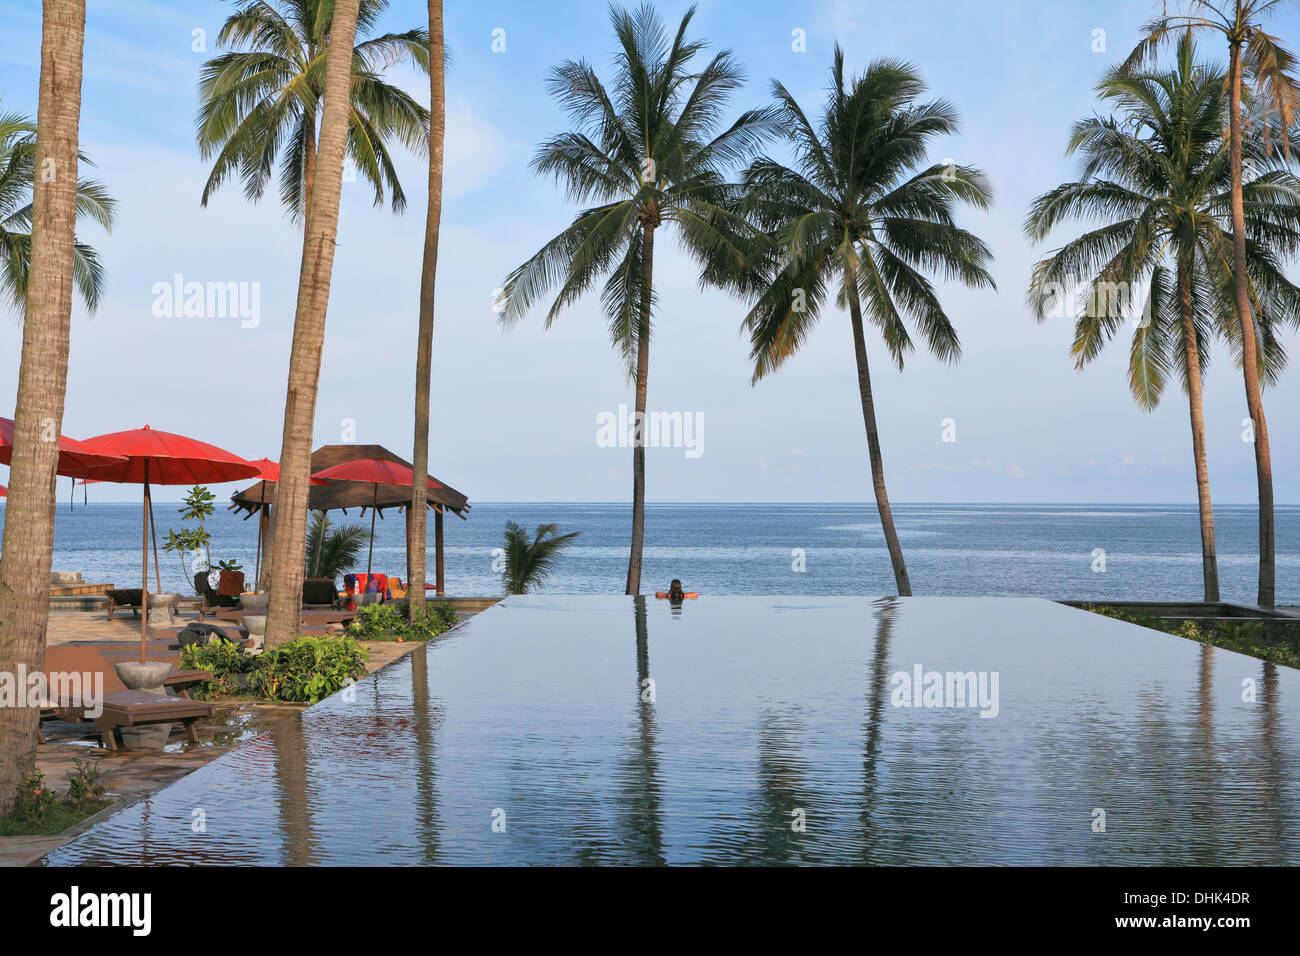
[655,579,698,601]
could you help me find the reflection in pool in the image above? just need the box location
[44,596,1299,865]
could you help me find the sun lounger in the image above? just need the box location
[105,588,144,619]
[58,690,215,753]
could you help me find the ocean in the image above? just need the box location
[3,501,1297,604]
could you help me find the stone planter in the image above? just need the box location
[239,591,270,613]
[113,661,174,751]
[243,615,267,654]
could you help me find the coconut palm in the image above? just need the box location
[1027,36,1300,603]
[264,0,361,650]
[408,0,445,617]
[305,510,370,583]
[196,0,429,220]
[1125,0,1300,608]
[0,107,114,312]
[727,49,995,596]
[501,521,581,594]
[496,3,777,595]
[0,0,87,814]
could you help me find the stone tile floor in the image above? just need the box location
[1,608,474,866]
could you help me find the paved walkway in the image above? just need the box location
[0,606,483,867]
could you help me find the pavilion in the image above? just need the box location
[229,444,470,594]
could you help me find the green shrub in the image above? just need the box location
[251,636,369,704]
[347,600,458,642]
[17,768,54,821]
[1081,604,1300,669]
[183,634,369,704]
[67,758,106,808]
[180,638,256,698]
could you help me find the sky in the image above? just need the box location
[1,0,1299,504]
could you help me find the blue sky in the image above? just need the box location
[1,0,1298,504]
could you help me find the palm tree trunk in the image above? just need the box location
[624,221,655,595]
[1229,40,1275,607]
[264,0,361,650]
[0,0,86,814]
[409,0,446,617]
[303,106,317,217]
[845,261,912,596]
[1178,258,1220,603]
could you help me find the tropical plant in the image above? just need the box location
[346,600,456,641]
[1026,36,1300,602]
[265,0,361,650]
[497,2,777,594]
[725,48,995,595]
[409,0,446,617]
[196,0,430,220]
[252,635,369,703]
[0,106,115,313]
[500,521,581,594]
[1125,0,1300,607]
[304,510,370,584]
[0,0,89,816]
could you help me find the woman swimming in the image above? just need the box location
[655,579,698,601]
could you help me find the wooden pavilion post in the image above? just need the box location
[435,506,444,596]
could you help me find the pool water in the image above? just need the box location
[44,597,1300,865]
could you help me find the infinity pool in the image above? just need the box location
[44,597,1299,865]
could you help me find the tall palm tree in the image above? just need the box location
[1027,36,1300,603]
[408,0,445,617]
[1126,0,1300,607]
[0,0,87,814]
[729,49,995,596]
[264,0,361,650]
[497,2,777,595]
[196,0,430,220]
[500,521,581,594]
[0,107,114,312]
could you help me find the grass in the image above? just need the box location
[0,798,114,836]
[1081,604,1300,669]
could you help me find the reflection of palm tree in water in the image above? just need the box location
[618,595,665,863]
[272,713,319,866]
[1257,661,1286,859]
[858,597,896,864]
[410,648,442,864]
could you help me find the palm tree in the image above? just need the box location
[1027,36,1300,603]
[0,0,87,814]
[1126,0,1300,608]
[728,49,995,596]
[305,510,370,583]
[196,0,429,220]
[497,2,777,595]
[500,521,581,594]
[408,0,445,617]
[264,0,361,650]
[0,106,114,312]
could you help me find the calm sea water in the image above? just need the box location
[44,596,1300,865]
[2,501,1297,603]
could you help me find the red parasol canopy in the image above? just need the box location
[0,483,6,497]
[76,425,260,485]
[311,458,441,488]
[75,426,259,663]
[0,416,127,478]
[311,459,441,577]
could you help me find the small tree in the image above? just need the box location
[500,522,581,595]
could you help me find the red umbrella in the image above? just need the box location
[311,459,441,576]
[0,416,126,477]
[0,483,6,497]
[77,426,260,662]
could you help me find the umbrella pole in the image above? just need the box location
[141,464,150,664]
[255,486,265,585]
[148,494,162,593]
[367,485,377,577]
